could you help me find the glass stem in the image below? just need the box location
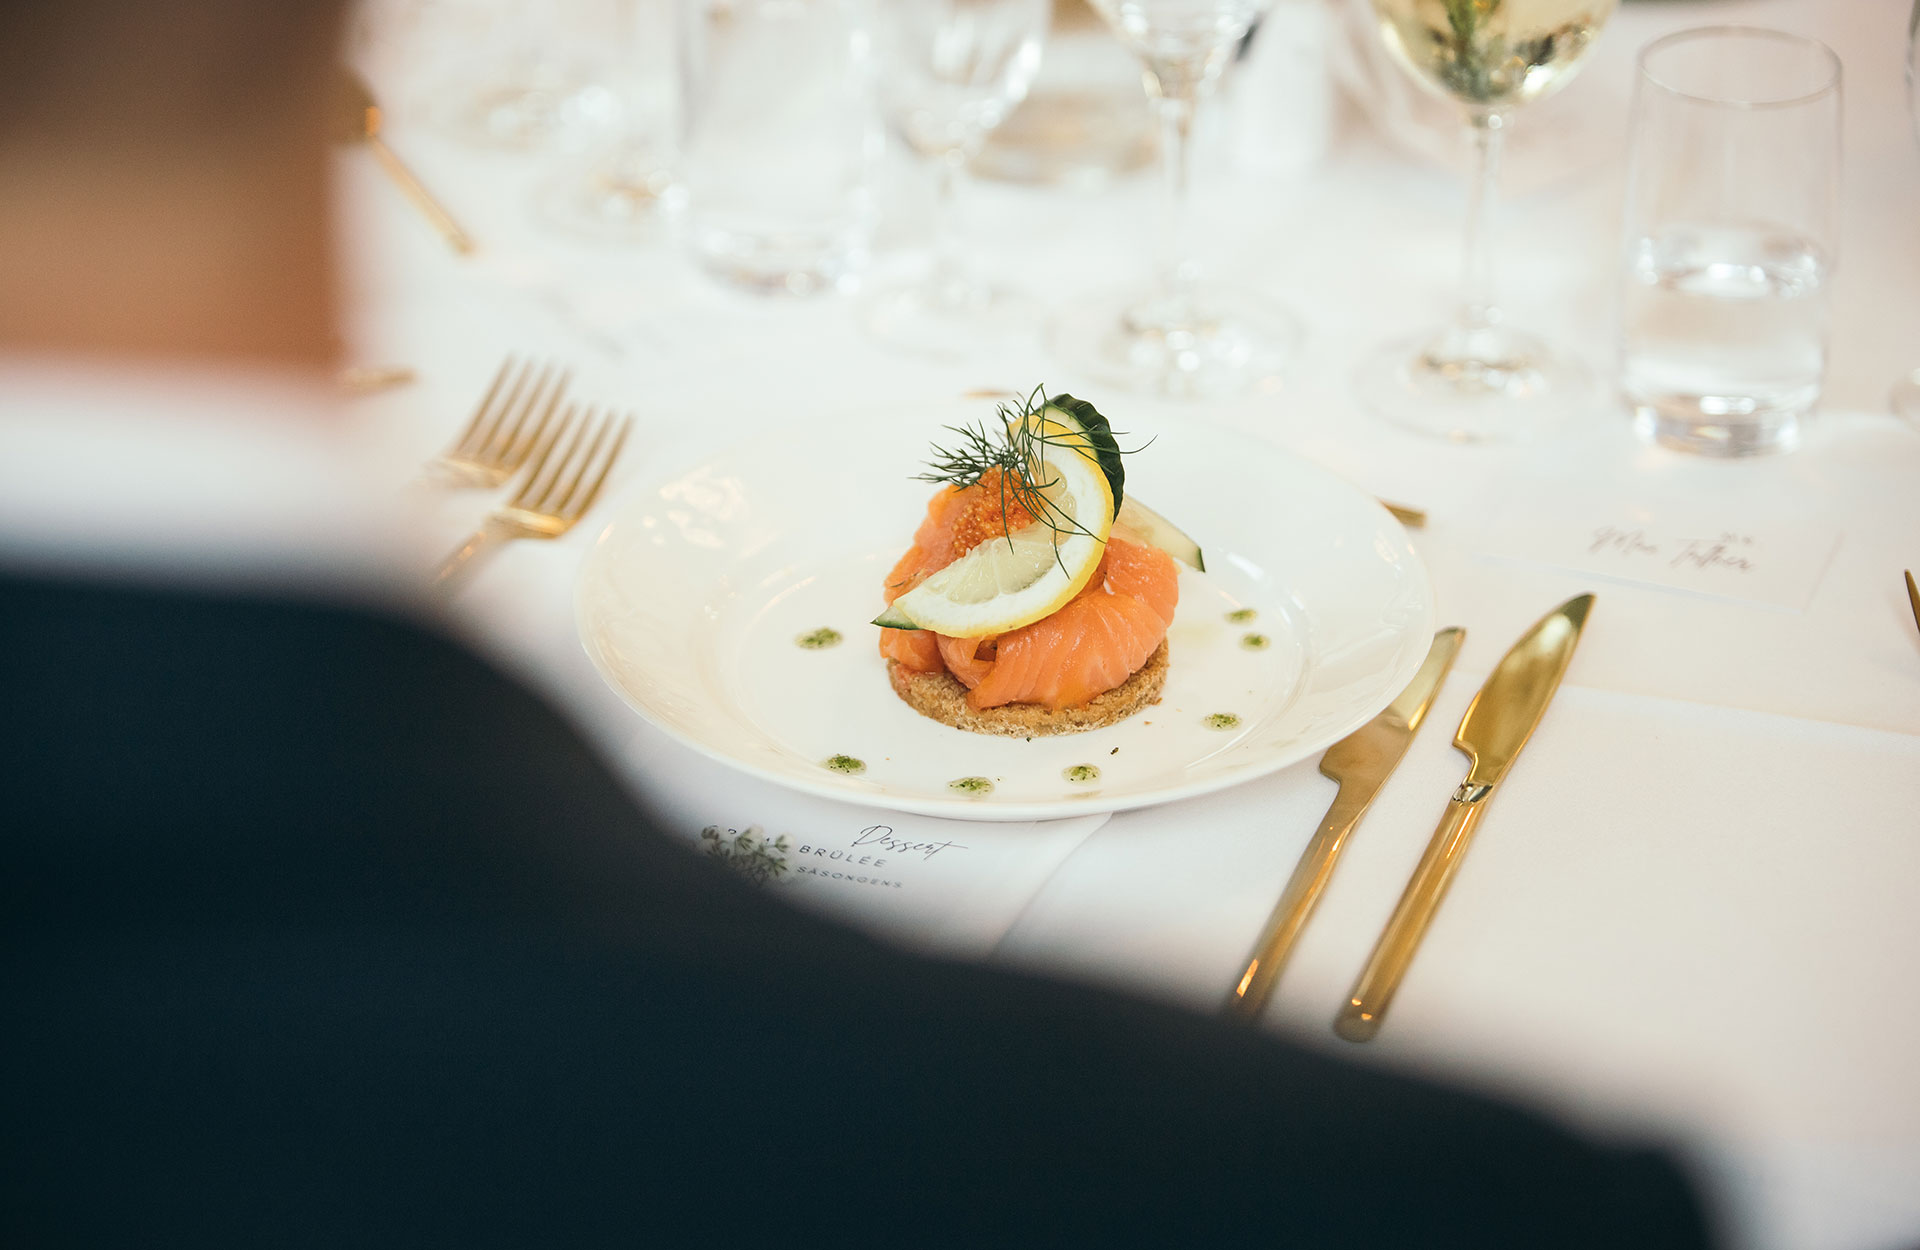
[929,147,972,303]
[1456,110,1507,335]
[1152,91,1197,300]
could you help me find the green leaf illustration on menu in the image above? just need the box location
[700,825,792,885]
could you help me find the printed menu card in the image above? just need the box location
[624,735,1110,958]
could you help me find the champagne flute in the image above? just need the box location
[862,0,1051,355]
[1052,0,1301,399]
[1357,0,1618,441]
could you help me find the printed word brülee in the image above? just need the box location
[796,844,890,868]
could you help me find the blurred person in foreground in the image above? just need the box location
[0,2,1717,1247]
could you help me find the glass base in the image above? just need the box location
[1356,325,1589,443]
[1893,369,1920,427]
[686,221,867,297]
[1632,404,1801,457]
[535,158,677,244]
[439,83,584,151]
[1049,284,1301,400]
[859,272,1036,359]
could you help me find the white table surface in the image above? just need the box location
[341,3,1920,1248]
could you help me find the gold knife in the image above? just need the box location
[1906,570,1919,637]
[1335,594,1594,1043]
[1224,627,1464,1022]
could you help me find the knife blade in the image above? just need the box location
[1223,627,1465,1022]
[1905,570,1919,637]
[1335,594,1594,1043]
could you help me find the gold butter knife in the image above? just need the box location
[1225,627,1464,1022]
[1336,593,1594,1043]
[1906,570,1919,637]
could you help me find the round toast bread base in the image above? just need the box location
[886,641,1168,737]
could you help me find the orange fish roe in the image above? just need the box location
[947,468,1038,557]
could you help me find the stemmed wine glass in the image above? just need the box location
[1358,0,1618,441]
[1892,0,1920,425]
[1052,0,1301,398]
[862,0,1051,356]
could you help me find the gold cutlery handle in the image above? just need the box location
[1381,501,1426,529]
[1335,786,1490,1042]
[368,135,474,255]
[1224,788,1369,1021]
[433,521,509,592]
[338,364,417,396]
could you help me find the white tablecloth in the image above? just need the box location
[341,3,1920,1248]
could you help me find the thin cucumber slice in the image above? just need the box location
[1115,496,1205,572]
[1038,395,1125,511]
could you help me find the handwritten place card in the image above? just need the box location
[1470,495,1842,611]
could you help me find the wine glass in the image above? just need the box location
[1892,0,1920,426]
[1357,0,1618,442]
[861,0,1051,356]
[1051,0,1302,399]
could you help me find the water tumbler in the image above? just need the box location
[1618,26,1842,456]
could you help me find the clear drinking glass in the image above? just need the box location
[677,0,875,295]
[429,0,611,151]
[1051,0,1302,399]
[862,0,1052,355]
[1891,0,1920,426]
[1357,0,1618,442]
[1618,27,1841,456]
[536,0,680,243]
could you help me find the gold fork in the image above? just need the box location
[432,404,634,591]
[425,358,572,488]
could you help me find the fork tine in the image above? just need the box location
[537,405,602,514]
[479,361,554,465]
[499,368,571,471]
[548,409,613,516]
[462,357,533,458]
[449,356,514,456]
[562,414,632,522]
[511,402,581,509]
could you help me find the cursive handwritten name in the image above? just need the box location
[1590,525,1661,559]
[1588,526,1755,575]
[851,824,969,862]
[1671,533,1754,573]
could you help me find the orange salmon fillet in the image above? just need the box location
[877,476,1179,711]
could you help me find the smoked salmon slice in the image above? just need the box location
[879,476,1179,711]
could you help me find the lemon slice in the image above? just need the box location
[883,416,1114,638]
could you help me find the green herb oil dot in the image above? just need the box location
[1226,608,1257,624]
[1064,764,1101,784]
[824,755,866,774]
[1240,633,1270,651]
[949,776,993,795]
[796,627,843,650]
[1205,713,1242,731]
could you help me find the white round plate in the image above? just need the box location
[576,409,1434,821]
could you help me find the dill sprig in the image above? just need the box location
[912,385,1134,558]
